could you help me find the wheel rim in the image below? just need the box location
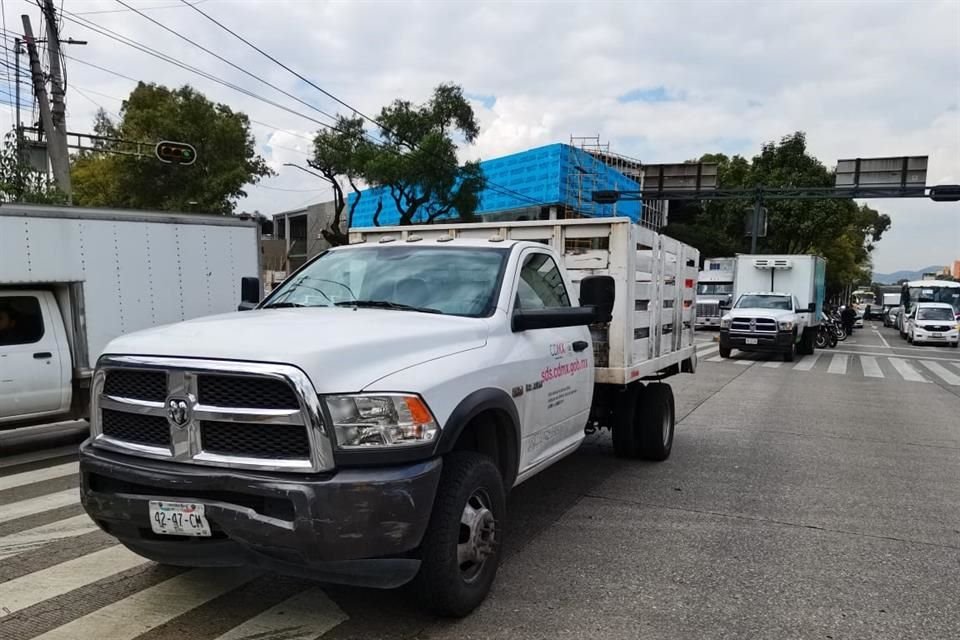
[457,488,497,584]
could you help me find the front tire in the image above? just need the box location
[783,338,796,362]
[719,345,732,358]
[415,452,505,617]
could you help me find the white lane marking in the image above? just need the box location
[860,355,884,378]
[828,348,960,363]
[213,587,348,640]
[792,353,821,371]
[33,568,260,640]
[732,359,753,366]
[707,355,724,362]
[761,360,782,368]
[0,545,146,617]
[888,358,929,383]
[827,354,848,374]
[951,362,960,370]
[0,463,79,493]
[697,344,719,358]
[918,360,960,386]
[874,329,891,349]
[0,514,98,561]
[0,489,80,525]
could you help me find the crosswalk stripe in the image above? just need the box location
[0,463,79,492]
[0,545,146,616]
[732,359,753,366]
[827,354,848,374]
[762,361,782,368]
[792,353,820,371]
[0,514,98,561]
[707,355,723,362]
[212,587,348,640]
[860,355,884,378]
[918,360,960,385]
[32,567,259,640]
[0,489,80,525]
[888,358,929,383]
[697,345,719,358]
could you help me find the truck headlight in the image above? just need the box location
[324,394,439,448]
[720,317,731,329]
[778,320,794,331]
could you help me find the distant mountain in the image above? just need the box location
[873,266,946,284]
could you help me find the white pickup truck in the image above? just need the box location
[79,218,699,616]
[718,255,825,361]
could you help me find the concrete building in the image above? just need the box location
[271,200,342,272]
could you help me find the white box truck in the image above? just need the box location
[696,257,735,328]
[0,204,260,430]
[719,254,826,361]
[78,217,698,616]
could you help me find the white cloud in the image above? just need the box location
[2,0,956,271]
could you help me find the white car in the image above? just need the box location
[905,303,959,347]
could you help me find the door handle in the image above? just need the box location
[572,341,589,352]
[33,352,52,359]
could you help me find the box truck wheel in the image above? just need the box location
[612,383,675,461]
[415,452,505,617]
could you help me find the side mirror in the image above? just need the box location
[718,300,730,310]
[807,302,817,313]
[512,307,598,332]
[238,276,261,311]
[578,275,615,323]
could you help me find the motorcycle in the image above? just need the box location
[824,311,847,342]
[816,317,839,349]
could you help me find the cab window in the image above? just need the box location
[0,296,45,347]
[515,253,570,310]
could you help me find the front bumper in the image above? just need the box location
[79,440,442,588]
[697,316,722,328]
[913,330,959,345]
[720,329,795,352]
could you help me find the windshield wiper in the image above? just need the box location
[334,300,442,314]
[262,301,306,309]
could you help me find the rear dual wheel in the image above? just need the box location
[612,383,675,461]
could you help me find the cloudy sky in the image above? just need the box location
[1,0,957,273]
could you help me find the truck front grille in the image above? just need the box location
[730,317,778,332]
[101,409,171,447]
[696,302,721,318]
[103,370,167,402]
[201,422,310,459]
[91,357,332,473]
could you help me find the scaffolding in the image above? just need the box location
[568,134,669,229]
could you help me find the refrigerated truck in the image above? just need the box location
[0,204,260,430]
[696,257,735,328]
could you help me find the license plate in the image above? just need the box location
[931,333,942,337]
[149,500,211,537]
[745,338,758,345]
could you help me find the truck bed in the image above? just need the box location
[350,218,700,385]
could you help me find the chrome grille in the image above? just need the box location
[696,302,721,318]
[730,317,778,333]
[91,356,333,473]
[923,325,952,332]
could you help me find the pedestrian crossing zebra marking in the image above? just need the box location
[0,489,80,525]
[827,354,848,375]
[918,360,960,386]
[860,356,883,378]
[212,587,347,640]
[888,358,929,383]
[0,462,78,493]
[792,353,821,371]
[0,514,98,561]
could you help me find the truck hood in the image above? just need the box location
[723,308,796,320]
[103,308,488,393]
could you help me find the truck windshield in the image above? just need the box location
[735,294,792,310]
[917,308,955,321]
[262,246,510,317]
[697,283,733,295]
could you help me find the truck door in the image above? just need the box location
[0,292,68,420]
[510,250,593,470]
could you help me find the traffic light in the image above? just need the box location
[155,141,197,166]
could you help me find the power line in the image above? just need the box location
[114,0,344,128]
[73,0,207,16]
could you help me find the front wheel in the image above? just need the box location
[783,337,796,362]
[415,452,505,617]
[815,330,829,349]
[719,345,732,358]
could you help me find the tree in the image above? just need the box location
[71,84,273,214]
[662,132,891,295]
[308,115,374,246]
[311,83,486,228]
[0,129,67,205]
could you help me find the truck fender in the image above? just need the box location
[434,388,521,488]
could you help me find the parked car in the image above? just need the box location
[905,303,959,347]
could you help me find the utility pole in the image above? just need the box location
[21,12,72,199]
[14,37,22,199]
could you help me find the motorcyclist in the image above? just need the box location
[840,300,857,336]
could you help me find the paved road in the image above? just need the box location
[1,322,958,639]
